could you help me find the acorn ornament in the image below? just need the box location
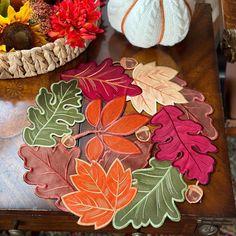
[107,0,196,48]
[185,182,204,204]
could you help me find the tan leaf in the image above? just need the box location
[128,63,188,115]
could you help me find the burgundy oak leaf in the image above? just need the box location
[18,143,80,211]
[61,58,142,101]
[151,106,217,184]
[99,141,153,172]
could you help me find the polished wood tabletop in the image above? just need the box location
[0,3,235,235]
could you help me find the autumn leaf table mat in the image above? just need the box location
[0,3,235,235]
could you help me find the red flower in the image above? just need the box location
[48,0,103,48]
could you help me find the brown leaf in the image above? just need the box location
[18,143,80,211]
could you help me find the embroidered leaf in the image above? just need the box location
[113,158,187,229]
[61,58,142,101]
[151,106,217,184]
[176,87,218,140]
[106,115,150,135]
[85,99,101,127]
[85,136,104,162]
[62,159,137,229]
[172,76,218,140]
[127,62,187,115]
[101,96,126,127]
[23,80,85,147]
[18,143,80,211]
[84,96,149,162]
[100,141,153,172]
[103,135,141,154]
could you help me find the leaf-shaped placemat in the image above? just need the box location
[177,88,218,140]
[18,143,80,211]
[99,141,153,172]
[172,77,218,140]
[151,106,217,184]
[82,96,149,162]
[113,158,187,229]
[127,62,187,115]
[62,159,137,229]
[61,58,142,101]
[23,80,85,147]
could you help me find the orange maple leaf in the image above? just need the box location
[84,96,150,162]
[62,159,137,229]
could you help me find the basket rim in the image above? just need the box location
[0,6,101,79]
[0,37,91,79]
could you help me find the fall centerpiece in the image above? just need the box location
[0,0,103,78]
[18,57,218,230]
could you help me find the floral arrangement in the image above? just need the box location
[0,0,103,52]
[18,57,218,230]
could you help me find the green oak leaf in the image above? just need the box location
[23,80,85,147]
[113,158,187,229]
[0,0,10,17]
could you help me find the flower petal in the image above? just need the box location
[7,5,16,22]
[15,1,31,23]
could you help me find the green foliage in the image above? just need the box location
[0,0,10,17]
[23,80,85,147]
[113,158,187,229]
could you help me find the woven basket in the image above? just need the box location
[0,37,91,79]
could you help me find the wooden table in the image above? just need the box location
[221,0,236,135]
[0,4,235,236]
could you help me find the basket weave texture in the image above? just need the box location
[0,38,91,79]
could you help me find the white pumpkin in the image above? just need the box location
[107,0,196,48]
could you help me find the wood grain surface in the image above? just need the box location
[0,3,235,233]
[222,0,236,29]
